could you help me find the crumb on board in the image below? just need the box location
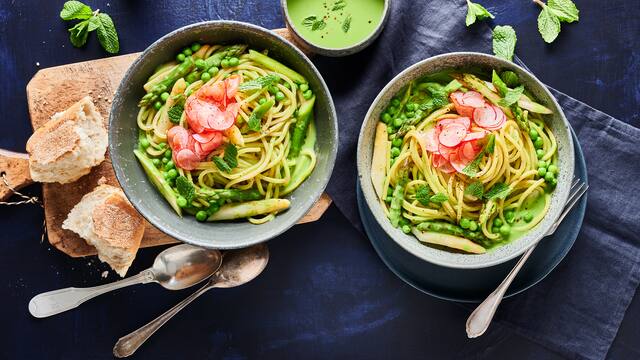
[101,271,109,278]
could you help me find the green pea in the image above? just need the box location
[165,160,175,170]
[401,225,411,234]
[200,72,211,83]
[387,126,395,135]
[400,113,407,120]
[544,172,555,182]
[550,178,557,186]
[228,57,239,67]
[406,103,416,111]
[534,137,544,149]
[195,59,206,69]
[505,210,515,223]
[523,213,533,222]
[267,85,278,95]
[548,164,558,174]
[220,58,230,68]
[158,142,167,149]
[405,111,415,118]
[152,158,161,167]
[183,48,193,56]
[385,196,392,203]
[536,149,545,159]
[299,83,309,92]
[190,43,201,52]
[492,226,500,234]
[529,129,539,139]
[468,221,478,231]
[162,157,169,164]
[259,97,267,105]
[382,113,392,123]
[207,203,220,215]
[154,101,162,110]
[460,218,470,229]
[208,66,219,76]
[283,82,291,89]
[493,218,503,227]
[538,160,547,168]
[391,98,400,107]
[176,53,186,62]
[164,149,172,159]
[160,92,170,102]
[392,138,402,148]
[195,210,208,222]
[303,90,313,100]
[390,147,400,157]
[139,138,150,148]
[388,106,397,114]
[387,187,393,196]
[414,110,423,118]
[166,169,178,180]
[275,91,285,101]
[393,117,403,127]
[499,224,511,237]
[538,167,547,177]
[177,196,188,208]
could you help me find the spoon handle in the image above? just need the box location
[465,245,536,337]
[113,281,213,358]
[28,270,154,318]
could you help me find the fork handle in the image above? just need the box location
[465,245,536,337]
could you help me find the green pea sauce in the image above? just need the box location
[506,192,549,243]
[287,0,385,49]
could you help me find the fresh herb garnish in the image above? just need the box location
[462,134,495,177]
[535,0,579,43]
[60,1,120,53]
[332,0,347,11]
[176,176,196,203]
[499,85,524,107]
[429,193,449,204]
[492,25,517,61]
[464,181,485,198]
[416,185,432,206]
[238,74,280,92]
[484,182,511,200]
[311,19,327,31]
[302,16,317,28]
[500,71,520,87]
[168,105,184,124]
[465,0,494,27]
[342,15,352,33]
[213,143,238,173]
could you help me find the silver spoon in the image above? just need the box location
[28,244,222,318]
[113,243,269,358]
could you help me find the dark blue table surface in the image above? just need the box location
[1,1,638,359]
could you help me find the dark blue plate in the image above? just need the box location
[357,129,587,303]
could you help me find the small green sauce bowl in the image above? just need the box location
[281,0,391,57]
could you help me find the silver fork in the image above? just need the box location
[466,176,588,338]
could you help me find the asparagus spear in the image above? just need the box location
[208,199,290,221]
[416,221,490,243]
[389,170,408,228]
[197,188,263,202]
[288,95,316,159]
[281,120,317,196]
[246,50,306,84]
[412,228,486,254]
[140,57,195,107]
[133,149,181,215]
[247,98,274,132]
[204,44,248,68]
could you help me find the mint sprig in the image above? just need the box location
[535,0,579,43]
[213,143,238,173]
[465,0,494,27]
[492,25,517,61]
[60,1,120,54]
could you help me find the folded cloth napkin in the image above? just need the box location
[314,0,640,358]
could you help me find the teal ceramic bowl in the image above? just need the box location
[109,21,338,249]
[357,52,575,269]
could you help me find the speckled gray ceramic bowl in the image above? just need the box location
[110,21,338,249]
[357,52,574,269]
[280,0,390,57]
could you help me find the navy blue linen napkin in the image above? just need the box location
[313,1,640,358]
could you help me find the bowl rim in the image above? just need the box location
[279,0,391,56]
[109,20,338,249]
[357,52,575,269]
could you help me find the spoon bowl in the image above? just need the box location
[151,244,222,290]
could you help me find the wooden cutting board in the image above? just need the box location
[9,28,331,258]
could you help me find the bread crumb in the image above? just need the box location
[101,271,109,278]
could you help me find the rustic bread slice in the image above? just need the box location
[26,96,107,184]
[62,184,144,277]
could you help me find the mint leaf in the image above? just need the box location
[464,181,484,198]
[60,1,93,21]
[491,70,509,96]
[484,183,510,200]
[238,74,280,92]
[499,85,525,107]
[538,5,561,43]
[302,16,317,28]
[429,193,449,204]
[223,143,238,169]
[500,71,519,87]
[87,15,101,31]
[466,0,494,26]
[96,13,120,53]
[547,0,579,23]
[462,134,495,177]
[332,0,347,11]
[168,105,184,124]
[415,185,432,206]
[311,19,327,31]
[176,176,196,203]
[492,25,517,61]
[342,14,352,33]
[213,157,232,173]
[486,134,495,154]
